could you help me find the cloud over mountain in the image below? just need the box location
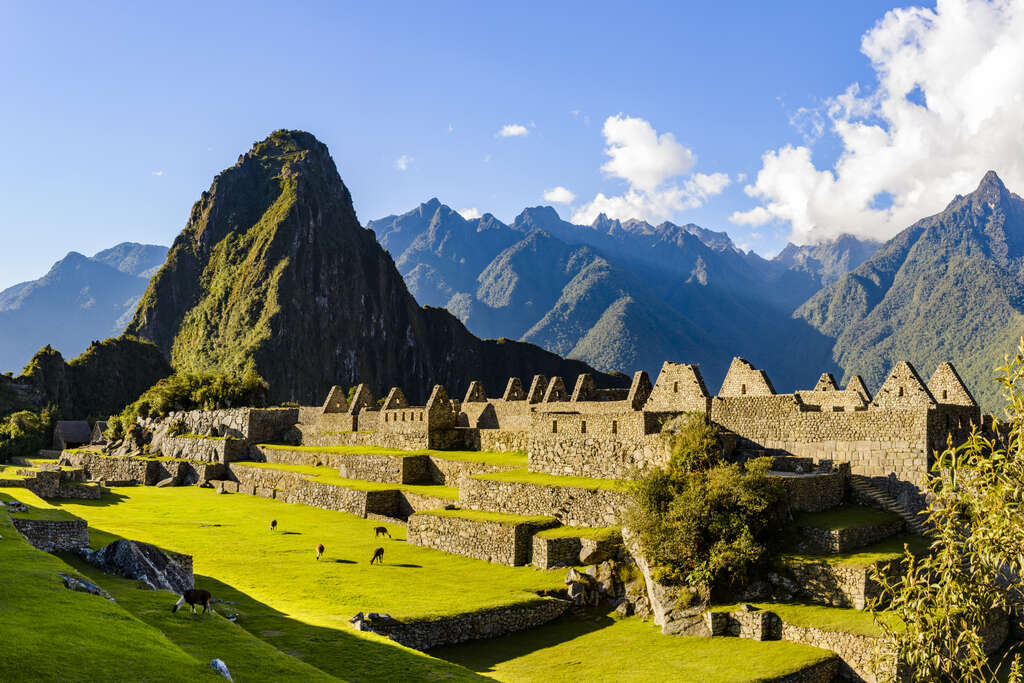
[732,0,1024,244]
[572,115,730,224]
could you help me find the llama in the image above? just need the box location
[270,519,277,532]
[172,589,212,615]
[316,543,325,561]
[374,526,391,539]
[370,547,384,565]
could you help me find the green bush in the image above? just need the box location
[106,369,267,441]
[664,413,722,477]
[0,409,54,462]
[627,457,785,592]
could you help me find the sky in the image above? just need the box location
[2,0,1024,291]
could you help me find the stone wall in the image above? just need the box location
[426,457,515,486]
[161,408,298,442]
[779,623,892,682]
[228,464,401,517]
[531,535,582,569]
[459,477,626,527]
[795,518,904,554]
[158,435,247,464]
[408,513,553,565]
[362,598,570,650]
[781,562,883,610]
[12,518,89,552]
[477,430,528,453]
[775,471,846,513]
[336,453,429,484]
[62,452,225,487]
[527,430,667,479]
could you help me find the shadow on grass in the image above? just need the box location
[280,531,302,535]
[431,607,617,673]
[389,563,423,568]
[331,559,357,564]
[58,526,486,682]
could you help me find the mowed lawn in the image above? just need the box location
[45,486,566,625]
[433,613,838,682]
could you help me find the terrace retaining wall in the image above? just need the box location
[12,518,89,552]
[362,598,571,650]
[408,513,552,565]
[459,477,626,527]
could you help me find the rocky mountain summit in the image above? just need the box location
[799,171,1024,411]
[126,130,621,404]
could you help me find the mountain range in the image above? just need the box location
[6,129,1023,415]
[0,243,167,374]
[367,200,881,392]
[124,130,621,404]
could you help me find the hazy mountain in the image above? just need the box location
[370,201,850,391]
[798,171,1024,412]
[126,130,623,404]
[0,243,167,374]
[773,235,882,288]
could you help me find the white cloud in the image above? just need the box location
[497,124,529,137]
[733,0,1024,244]
[458,207,482,220]
[447,124,454,133]
[152,170,164,176]
[572,115,730,224]
[395,155,413,171]
[543,186,576,204]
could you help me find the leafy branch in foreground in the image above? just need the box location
[869,340,1024,682]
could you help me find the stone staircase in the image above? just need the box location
[849,475,929,535]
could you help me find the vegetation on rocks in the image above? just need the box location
[0,409,53,462]
[868,339,1024,681]
[106,369,267,441]
[628,416,785,591]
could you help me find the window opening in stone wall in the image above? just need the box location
[419,413,423,421]
[673,381,679,393]
[552,420,558,434]
[612,420,618,435]
[942,390,948,400]
[741,384,746,395]
[898,386,904,397]
[581,421,587,434]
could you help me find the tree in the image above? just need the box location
[870,340,1024,681]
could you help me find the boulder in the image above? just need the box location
[59,572,115,601]
[155,477,175,488]
[209,659,232,681]
[579,535,620,565]
[85,540,193,593]
[623,527,710,636]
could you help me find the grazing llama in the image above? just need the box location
[270,519,277,532]
[374,526,391,539]
[172,589,212,615]
[316,543,325,560]
[370,547,384,565]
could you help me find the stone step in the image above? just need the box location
[407,508,557,566]
[849,476,928,535]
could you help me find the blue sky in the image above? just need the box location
[3,0,1021,292]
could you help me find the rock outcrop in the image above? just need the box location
[83,539,193,593]
[126,130,624,404]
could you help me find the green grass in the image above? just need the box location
[231,461,459,500]
[432,613,838,681]
[414,508,557,527]
[0,464,34,480]
[10,505,79,521]
[471,467,628,491]
[712,602,893,637]
[782,533,930,568]
[534,526,621,541]
[259,443,528,468]
[20,486,566,623]
[794,504,901,531]
[0,489,221,682]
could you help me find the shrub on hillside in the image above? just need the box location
[627,455,785,593]
[0,409,54,462]
[106,369,267,441]
[663,413,723,477]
